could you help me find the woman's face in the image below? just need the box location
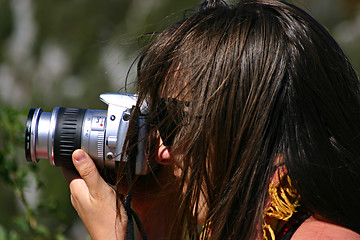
[155,135,208,224]
[153,69,209,224]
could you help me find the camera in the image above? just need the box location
[25,93,149,182]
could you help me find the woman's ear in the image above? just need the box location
[155,138,172,165]
[156,145,171,165]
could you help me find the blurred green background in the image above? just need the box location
[0,0,359,239]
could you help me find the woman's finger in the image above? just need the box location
[72,149,110,198]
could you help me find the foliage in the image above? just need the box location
[0,107,68,240]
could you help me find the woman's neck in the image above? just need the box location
[291,216,360,240]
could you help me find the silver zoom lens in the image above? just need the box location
[25,107,107,167]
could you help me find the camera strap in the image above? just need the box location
[123,147,148,240]
[123,106,148,240]
[124,191,148,240]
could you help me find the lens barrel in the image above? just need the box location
[25,107,87,167]
[54,107,86,166]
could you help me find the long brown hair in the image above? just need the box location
[127,0,360,239]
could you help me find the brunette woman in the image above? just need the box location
[64,0,360,239]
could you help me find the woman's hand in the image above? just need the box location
[62,149,127,240]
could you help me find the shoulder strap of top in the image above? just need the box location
[276,211,311,240]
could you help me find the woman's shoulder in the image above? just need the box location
[291,216,360,240]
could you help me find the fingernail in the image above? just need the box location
[74,150,86,163]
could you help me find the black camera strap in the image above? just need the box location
[124,193,134,240]
[123,147,147,239]
[124,191,148,240]
[123,106,148,240]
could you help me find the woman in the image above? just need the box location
[64,0,360,239]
